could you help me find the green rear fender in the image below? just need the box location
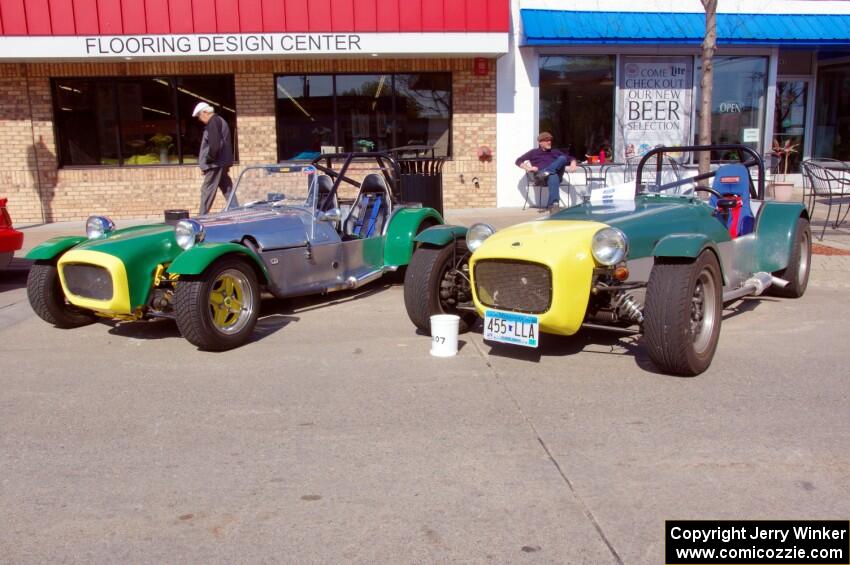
[754,201,808,273]
[26,236,88,261]
[383,208,444,267]
[652,234,725,282]
[167,242,269,282]
[412,224,467,247]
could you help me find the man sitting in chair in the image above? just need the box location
[515,132,578,212]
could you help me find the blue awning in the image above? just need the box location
[521,10,850,46]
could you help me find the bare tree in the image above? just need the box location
[698,0,717,175]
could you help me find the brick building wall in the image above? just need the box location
[0,58,496,225]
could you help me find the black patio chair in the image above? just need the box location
[522,171,570,210]
[800,159,850,240]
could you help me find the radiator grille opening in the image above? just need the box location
[474,260,552,314]
[63,263,113,301]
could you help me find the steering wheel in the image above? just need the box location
[694,186,723,199]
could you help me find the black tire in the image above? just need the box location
[26,262,96,328]
[404,239,477,335]
[643,251,723,376]
[767,217,811,298]
[173,256,260,351]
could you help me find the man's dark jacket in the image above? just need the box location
[199,114,234,171]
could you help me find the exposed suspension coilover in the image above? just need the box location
[614,293,644,324]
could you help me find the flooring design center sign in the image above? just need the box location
[617,56,693,161]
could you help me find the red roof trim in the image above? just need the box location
[0,0,509,34]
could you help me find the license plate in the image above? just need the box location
[483,310,539,348]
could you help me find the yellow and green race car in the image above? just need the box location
[404,145,811,376]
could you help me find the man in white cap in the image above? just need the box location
[192,101,236,214]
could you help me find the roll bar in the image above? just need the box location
[635,144,765,200]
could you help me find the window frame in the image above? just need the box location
[51,75,237,169]
[273,71,453,161]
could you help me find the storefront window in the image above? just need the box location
[694,56,768,159]
[814,64,850,161]
[276,75,335,160]
[539,55,615,161]
[394,73,452,155]
[336,74,394,153]
[275,73,452,161]
[773,80,808,173]
[52,76,236,167]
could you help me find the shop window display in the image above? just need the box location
[52,76,236,167]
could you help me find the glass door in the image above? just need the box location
[772,79,810,174]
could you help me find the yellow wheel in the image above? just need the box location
[174,257,260,350]
[208,269,254,335]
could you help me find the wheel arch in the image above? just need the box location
[383,207,444,267]
[167,242,269,283]
[754,201,809,273]
[25,236,87,261]
[652,234,726,284]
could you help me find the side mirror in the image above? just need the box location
[317,208,342,223]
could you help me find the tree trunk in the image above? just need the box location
[698,0,718,176]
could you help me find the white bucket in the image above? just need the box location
[430,314,460,357]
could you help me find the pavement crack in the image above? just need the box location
[471,337,624,565]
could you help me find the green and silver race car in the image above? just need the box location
[27,153,442,350]
[404,145,811,376]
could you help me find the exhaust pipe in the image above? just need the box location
[723,272,789,302]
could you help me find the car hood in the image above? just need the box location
[198,206,312,250]
[541,195,730,258]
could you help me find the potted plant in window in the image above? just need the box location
[356,139,375,152]
[768,139,798,201]
[150,133,174,164]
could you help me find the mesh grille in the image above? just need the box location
[63,264,113,301]
[474,260,552,314]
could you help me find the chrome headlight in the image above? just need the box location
[175,219,205,250]
[85,216,115,239]
[467,223,496,252]
[591,227,628,266]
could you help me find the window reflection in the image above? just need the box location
[695,56,768,159]
[814,64,850,161]
[395,73,451,155]
[274,72,452,160]
[54,80,119,166]
[276,75,335,161]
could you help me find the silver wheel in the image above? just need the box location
[208,268,256,335]
[797,228,810,287]
[691,268,717,355]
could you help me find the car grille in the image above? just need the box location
[63,264,113,301]
[474,259,552,314]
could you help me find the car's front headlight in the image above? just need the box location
[85,216,115,239]
[467,223,496,252]
[175,219,205,250]
[591,227,628,266]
